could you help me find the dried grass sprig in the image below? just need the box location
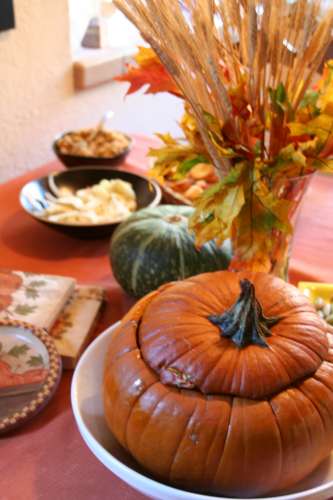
[114,0,333,165]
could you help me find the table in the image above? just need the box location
[1,134,333,500]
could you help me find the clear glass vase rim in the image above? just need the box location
[281,171,315,182]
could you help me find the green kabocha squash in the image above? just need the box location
[109,205,231,298]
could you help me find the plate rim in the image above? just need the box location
[0,318,62,434]
[71,323,333,500]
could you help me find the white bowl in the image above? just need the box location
[71,323,333,500]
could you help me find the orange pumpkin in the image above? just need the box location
[103,271,333,497]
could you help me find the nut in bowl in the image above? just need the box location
[298,282,333,325]
[19,167,161,239]
[53,129,132,168]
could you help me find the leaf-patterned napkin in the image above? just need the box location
[50,286,105,369]
[0,269,76,329]
[0,270,106,370]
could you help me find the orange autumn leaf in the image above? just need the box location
[133,46,160,68]
[116,62,180,95]
[115,46,181,96]
[313,59,333,92]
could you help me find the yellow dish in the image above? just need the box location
[298,281,333,303]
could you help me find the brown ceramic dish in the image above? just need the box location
[159,182,192,206]
[19,167,162,239]
[53,131,133,168]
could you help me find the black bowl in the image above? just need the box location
[53,131,132,168]
[19,167,162,239]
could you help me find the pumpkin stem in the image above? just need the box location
[208,279,281,348]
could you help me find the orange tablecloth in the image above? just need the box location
[1,134,333,499]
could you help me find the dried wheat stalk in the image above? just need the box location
[114,0,333,173]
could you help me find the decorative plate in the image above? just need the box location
[0,319,62,433]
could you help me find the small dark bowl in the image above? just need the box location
[19,167,162,239]
[160,182,192,206]
[53,131,132,168]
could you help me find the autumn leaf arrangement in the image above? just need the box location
[115,0,333,277]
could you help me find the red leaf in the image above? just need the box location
[115,62,181,96]
[288,134,312,144]
[319,136,333,158]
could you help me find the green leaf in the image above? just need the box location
[254,210,287,233]
[199,163,243,198]
[253,140,262,155]
[276,83,287,103]
[191,182,245,246]
[253,211,276,231]
[148,144,195,164]
[178,155,209,175]
[154,132,177,145]
[300,90,320,110]
[216,184,245,222]
[25,287,39,299]
[289,114,333,144]
[269,83,291,114]
[231,196,273,271]
[222,162,246,185]
[14,304,37,316]
[8,344,30,357]
[254,182,292,234]
[312,158,333,172]
[202,110,224,137]
[27,354,44,367]
[197,181,224,199]
[28,280,47,288]
[200,212,214,225]
[263,144,307,178]
[203,111,219,128]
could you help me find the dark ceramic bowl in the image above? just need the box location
[53,131,133,168]
[19,167,162,239]
[160,182,192,206]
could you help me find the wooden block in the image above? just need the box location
[73,47,136,90]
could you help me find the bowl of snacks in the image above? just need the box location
[53,128,132,168]
[158,161,219,205]
[19,167,162,238]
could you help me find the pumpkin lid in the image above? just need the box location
[138,271,329,399]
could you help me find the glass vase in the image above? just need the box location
[229,172,314,281]
[267,174,314,281]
